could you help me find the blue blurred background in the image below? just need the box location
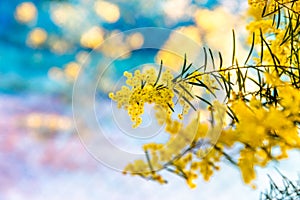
[0,0,219,94]
[1,0,299,199]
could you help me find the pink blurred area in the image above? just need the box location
[0,94,98,196]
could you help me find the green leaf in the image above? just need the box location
[203,47,208,71]
[209,48,215,70]
[260,29,280,73]
[167,102,175,112]
[173,88,197,111]
[219,52,223,69]
[154,60,163,86]
[244,32,255,65]
[232,29,236,66]
[183,63,193,78]
[195,95,212,106]
[145,150,154,174]
[260,29,264,65]
[181,54,187,78]
[227,105,239,122]
[187,79,216,98]
[211,73,224,90]
[178,83,194,98]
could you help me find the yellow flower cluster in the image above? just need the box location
[122,100,227,189]
[111,63,300,189]
[109,68,175,128]
[247,0,300,66]
[217,73,300,184]
[247,0,300,11]
[265,72,300,120]
[109,66,210,128]
[238,148,256,184]
[105,0,300,191]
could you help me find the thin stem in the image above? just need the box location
[177,64,299,84]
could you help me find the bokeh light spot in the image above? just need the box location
[14,2,37,24]
[156,26,202,71]
[48,67,64,81]
[94,1,120,23]
[50,39,70,55]
[80,26,104,49]
[126,32,144,49]
[26,28,48,48]
[64,62,81,81]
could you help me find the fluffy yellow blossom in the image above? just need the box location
[109,67,175,128]
[122,98,229,188]
[238,148,256,184]
[220,90,300,184]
